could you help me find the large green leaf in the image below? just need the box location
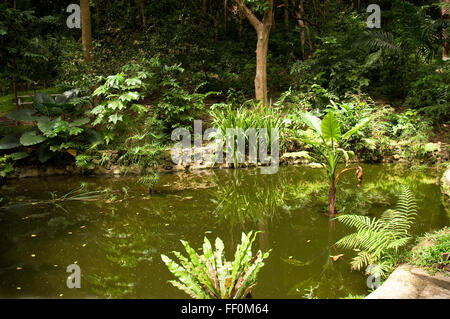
[38,144,54,163]
[85,129,104,146]
[20,131,47,146]
[321,112,341,143]
[55,89,79,104]
[300,112,322,134]
[7,109,38,122]
[34,91,55,106]
[37,117,55,136]
[0,133,21,150]
[342,117,372,140]
[70,118,90,127]
[34,92,63,116]
[10,151,29,161]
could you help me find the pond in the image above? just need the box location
[0,164,448,299]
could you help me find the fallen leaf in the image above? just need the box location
[330,254,344,262]
[67,149,77,157]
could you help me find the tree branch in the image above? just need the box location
[233,0,262,30]
[262,0,274,25]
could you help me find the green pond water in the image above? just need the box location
[0,164,448,299]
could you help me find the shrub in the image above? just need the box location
[0,91,100,164]
[409,227,450,274]
[406,68,450,124]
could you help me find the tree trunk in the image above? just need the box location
[283,0,289,29]
[233,0,273,105]
[329,181,336,215]
[296,0,310,59]
[12,77,18,110]
[442,0,450,61]
[140,0,147,29]
[255,26,270,104]
[80,0,93,62]
[224,0,228,32]
[202,0,207,13]
[238,13,243,40]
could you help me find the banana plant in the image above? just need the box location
[300,110,371,215]
[161,231,270,299]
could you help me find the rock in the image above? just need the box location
[441,167,450,214]
[445,168,450,187]
[18,169,40,178]
[93,166,111,175]
[110,165,121,175]
[281,151,310,165]
[127,165,143,175]
[308,163,322,169]
[366,264,450,299]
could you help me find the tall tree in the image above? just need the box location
[233,0,274,104]
[80,0,93,62]
[283,0,289,29]
[224,0,228,32]
[139,0,147,29]
[442,0,450,61]
[294,0,313,59]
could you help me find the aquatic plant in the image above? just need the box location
[2,184,110,212]
[300,109,370,215]
[208,100,284,168]
[161,231,270,299]
[335,186,417,278]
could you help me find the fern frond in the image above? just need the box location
[335,215,382,232]
[359,31,401,55]
[350,251,374,271]
[336,187,418,273]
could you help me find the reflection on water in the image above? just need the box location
[0,164,448,298]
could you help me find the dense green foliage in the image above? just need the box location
[0,0,448,176]
[0,91,100,165]
[0,0,448,301]
[408,227,450,273]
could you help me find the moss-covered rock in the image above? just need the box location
[441,166,450,214]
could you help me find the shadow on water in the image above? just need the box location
[0,164,447,298]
